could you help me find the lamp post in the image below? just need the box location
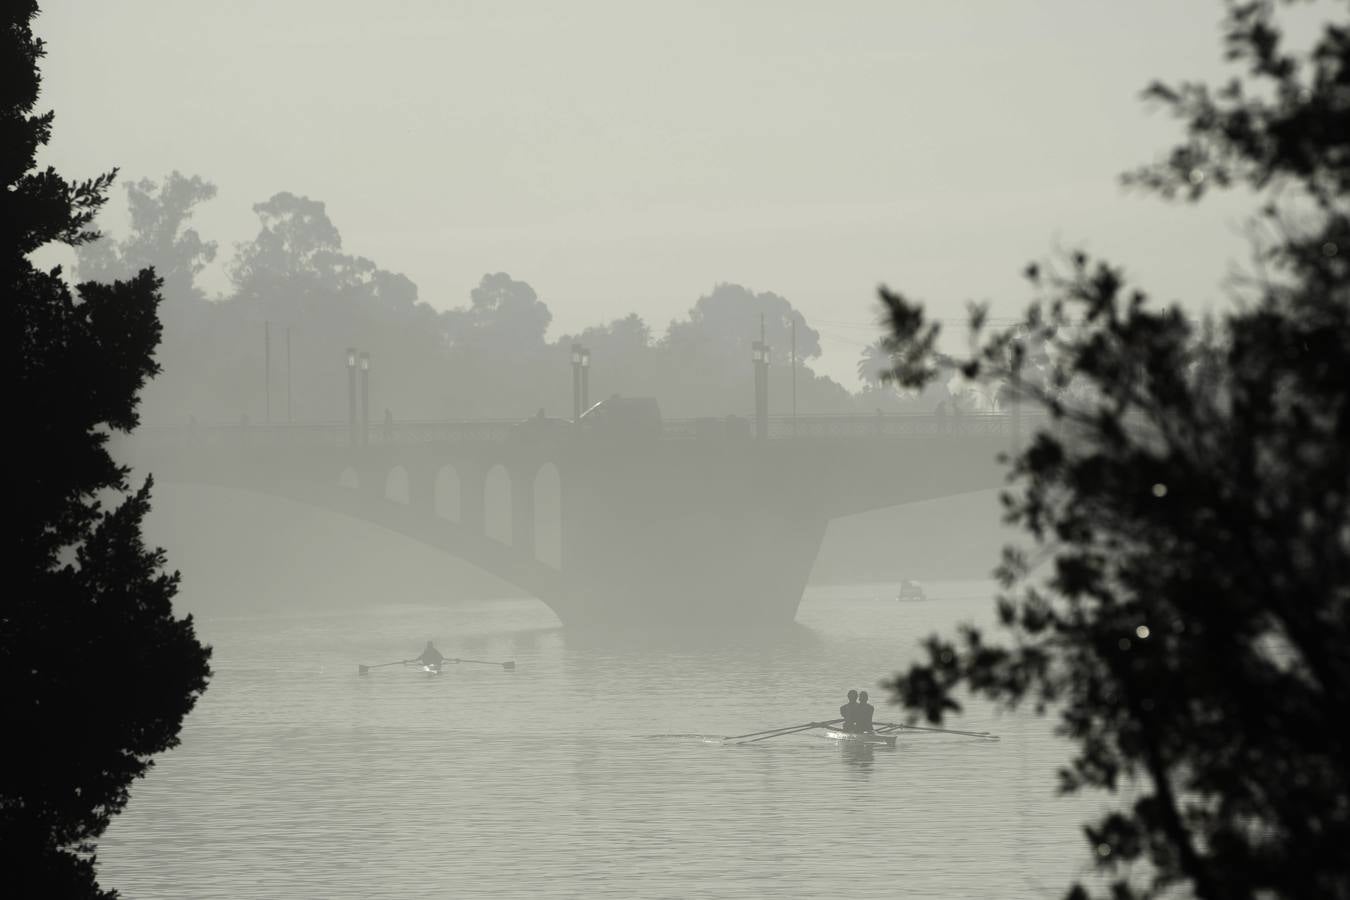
[359,351,370,447]
[571,343,584,420]
[752,340,770,440]
[346,347,357,447]
[580,346,591,413]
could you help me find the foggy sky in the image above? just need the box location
[35,0,1264,385]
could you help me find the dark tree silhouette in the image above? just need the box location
[878,4,1349,898]
[2,3,212,896]
[856,339,893,388]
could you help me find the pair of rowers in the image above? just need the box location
[838,689,875,733]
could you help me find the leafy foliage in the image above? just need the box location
[75,172,219,306]
[2,3,211,895]
[879,3,1349,898]
[94,175,868,422]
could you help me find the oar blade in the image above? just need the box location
[358,665,369,675]
[503,661,516,670]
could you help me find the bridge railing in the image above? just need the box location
[764,412,1036,439]
[128,411,1052,448]
[130,419,519,449]
[662,412,1049,439]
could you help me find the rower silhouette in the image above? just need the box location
[840,689,861,733]
[416,641,445,669]
[856,690,876,733]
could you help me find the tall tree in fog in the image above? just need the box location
[556,313,658,402]
[73,173,222,421]
[74,172,219,307]
[652,282,858,417]
[229,191,422,309]
[2,4,212,896]
[663,282,822,365]
[445,271,554,355]
[880,4,1348,898]
[216,191,438,422]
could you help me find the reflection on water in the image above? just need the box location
[99,584,1105,899]
[835,738,891,771]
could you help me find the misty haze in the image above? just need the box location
[9,2,1348,899]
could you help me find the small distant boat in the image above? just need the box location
[896,579,927,602]
[822,729,898,747]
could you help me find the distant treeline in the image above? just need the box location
[76,174,968,425]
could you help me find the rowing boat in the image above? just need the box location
[822,728,897,747]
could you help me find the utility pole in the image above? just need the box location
[762,314,768,439]
[286,326,293,423]
[791,316,797,436]
[264,320,271,424]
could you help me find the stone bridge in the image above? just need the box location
[122,413,1031,627]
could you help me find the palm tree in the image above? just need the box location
[857,339,894,387]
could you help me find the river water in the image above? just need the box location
[98,584,1107,899]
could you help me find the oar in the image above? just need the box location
[730,720,842,744]
[450,658,516,670]
[724,718,843,741]
[358,659,410,675]
[876,721,999,740]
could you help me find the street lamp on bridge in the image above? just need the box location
[359,351,370,447]
[571,343,591,419]
[580,346,591,413]
[347,347,357,447]
[752,339,770,440]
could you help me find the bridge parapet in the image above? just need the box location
[756,411,1046,439]
[132,411,1049,449]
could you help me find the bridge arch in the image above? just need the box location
[485,464,511,544]
[534,462,561,569]
[435,464,461,522]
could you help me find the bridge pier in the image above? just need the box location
[552,510,828,628]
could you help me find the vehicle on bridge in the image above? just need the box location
[577,395,663,440]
